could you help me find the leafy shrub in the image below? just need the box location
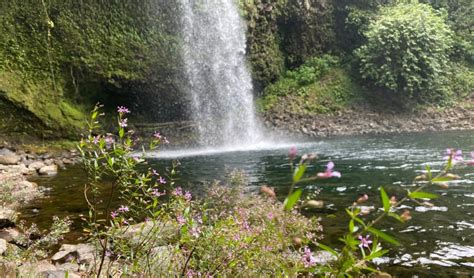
[356,1,454,101]
[259,55,361,114]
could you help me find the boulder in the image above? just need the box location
[0,228,21,243]
[118,221,180,247]
[0,150,21,165]
[18,260,57,277]
[0,238,7,255]
[52,243,95,265]
[28,161,46,171]
[39,165,58,176]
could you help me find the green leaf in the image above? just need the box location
[364,249,389,261]
[431,176,454,183]
[293,165,306,183]
[408,191,439,199]
[380,187,390,212]
[425,165,432,180]
[317,242,338,256]
[284,189,302,211]
[367,227,399,246]
[387,212,404,222]
[119,128,125,138]
[349,219,355,233]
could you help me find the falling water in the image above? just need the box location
[179,0,262,148]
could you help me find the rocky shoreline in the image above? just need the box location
[264,103,473,138]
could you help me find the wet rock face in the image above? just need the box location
[264,104,474,138]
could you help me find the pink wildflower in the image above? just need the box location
[184,191,192,201]
[267,212,275,220]
[92,135,100,145]
[177,215,186,226]
[358,235,372,248]
[190,226,201,238]
[317,161,341,178]
[289,146,297,160]
[110,211,118,219]
[117,106,130,114]
[159,176,167,184]
[302,247,317,268]
[151,169,159,176]
[153,131,162,139]
[445,149,463,164]
[173,187,183,196]
[118,205,129,213]
[151,189,166,197]
[119,118,128,128]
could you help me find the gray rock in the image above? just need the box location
[52,243,95,265]
[39,165,58,176]
[40,270,81,278]
[0,154,21,165]
[118,221,179,247]
[18,260,57,277]
[0,238,7,255]
[314,250,337,265]
[28,161,46,171]
[0,228,21,242]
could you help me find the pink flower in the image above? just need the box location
[177,215,186,226]
[358,235,372,248]
[92,135,100,145]
[302,247,317,268]
[289,146,297,160]
[190,226,201,237]
[151,189,166,197]
[173,187,183,196]
[153,131,162,139]
[317,161,341,178]
[159,176,167,184]
[467,152,474,166]
[117,106,130,114]
[445,149,463,164]
[267,212,275,220]
[110,211,118,219]
[152,169,159,176]
[184,191,192,201]
[118,205,129,213]
[119,118,128,128]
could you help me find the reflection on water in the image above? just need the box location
[21,131,474,275]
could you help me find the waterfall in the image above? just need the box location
[179,0,262,148]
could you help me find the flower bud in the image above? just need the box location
[357,194,369,204]
[292,237,302,248]
[389,196,397,206]
[400,210,412,222]
[289,147,297,160]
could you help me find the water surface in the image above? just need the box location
[22,131,474,276]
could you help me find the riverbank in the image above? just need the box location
[263,101,473,138]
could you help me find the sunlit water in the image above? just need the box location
[21,131,474,276]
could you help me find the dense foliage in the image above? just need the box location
[355,2,454,101]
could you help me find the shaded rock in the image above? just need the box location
[39,165,58,176]
[0,238,7,255]
[52,243,95,265]
[56,262,87,273]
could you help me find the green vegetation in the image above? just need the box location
[258,55,362,114]
[356,2,454,101]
